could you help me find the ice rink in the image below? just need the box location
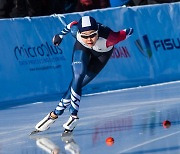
[0,81,180,154]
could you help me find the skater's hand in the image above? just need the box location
[125,28,133,38]
[52,34,63,46]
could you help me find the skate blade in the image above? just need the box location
[29,130,41,136]
[61,130,72,137]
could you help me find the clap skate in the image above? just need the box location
[30,112,58,135]
[61,115,79,136]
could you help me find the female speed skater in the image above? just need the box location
[32,16,133,134]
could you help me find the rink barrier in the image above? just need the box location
[0,2,180,108]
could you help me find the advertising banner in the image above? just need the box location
[0,2,180,106]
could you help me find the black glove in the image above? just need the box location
[52,34,63,46]
[126,28,133,37]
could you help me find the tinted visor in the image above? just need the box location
[80,31,98,39]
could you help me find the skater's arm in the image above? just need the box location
[106,28,133,47]
[59,21,78,37]
[52,21,78,46]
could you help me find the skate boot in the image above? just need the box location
[35,112,58,132]
[63,115,79,134]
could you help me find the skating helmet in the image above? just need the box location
[78,16,98,33]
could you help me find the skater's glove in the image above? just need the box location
[125,28,133,38]
[52,34,63,46]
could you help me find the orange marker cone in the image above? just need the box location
[106,137,114,146]
[163,120,171,128]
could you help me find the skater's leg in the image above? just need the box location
[63,50,113,132]
[53,86,71,116]
[55,48,90,117]
[82,49,113,87]
[68,49,90,116]
[63,50,90,131]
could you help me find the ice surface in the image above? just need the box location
[0,81,180,154]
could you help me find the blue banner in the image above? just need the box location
[0,2,180,107]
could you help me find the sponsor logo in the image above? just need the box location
[14,42,66,71]
[135,35,180,58]
[14,42,63,60]
[135,35,152,58]
[111,46,131,59]
[73,61,82,64]
[153,38,180,51]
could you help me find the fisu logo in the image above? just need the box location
[135,35,152,58]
